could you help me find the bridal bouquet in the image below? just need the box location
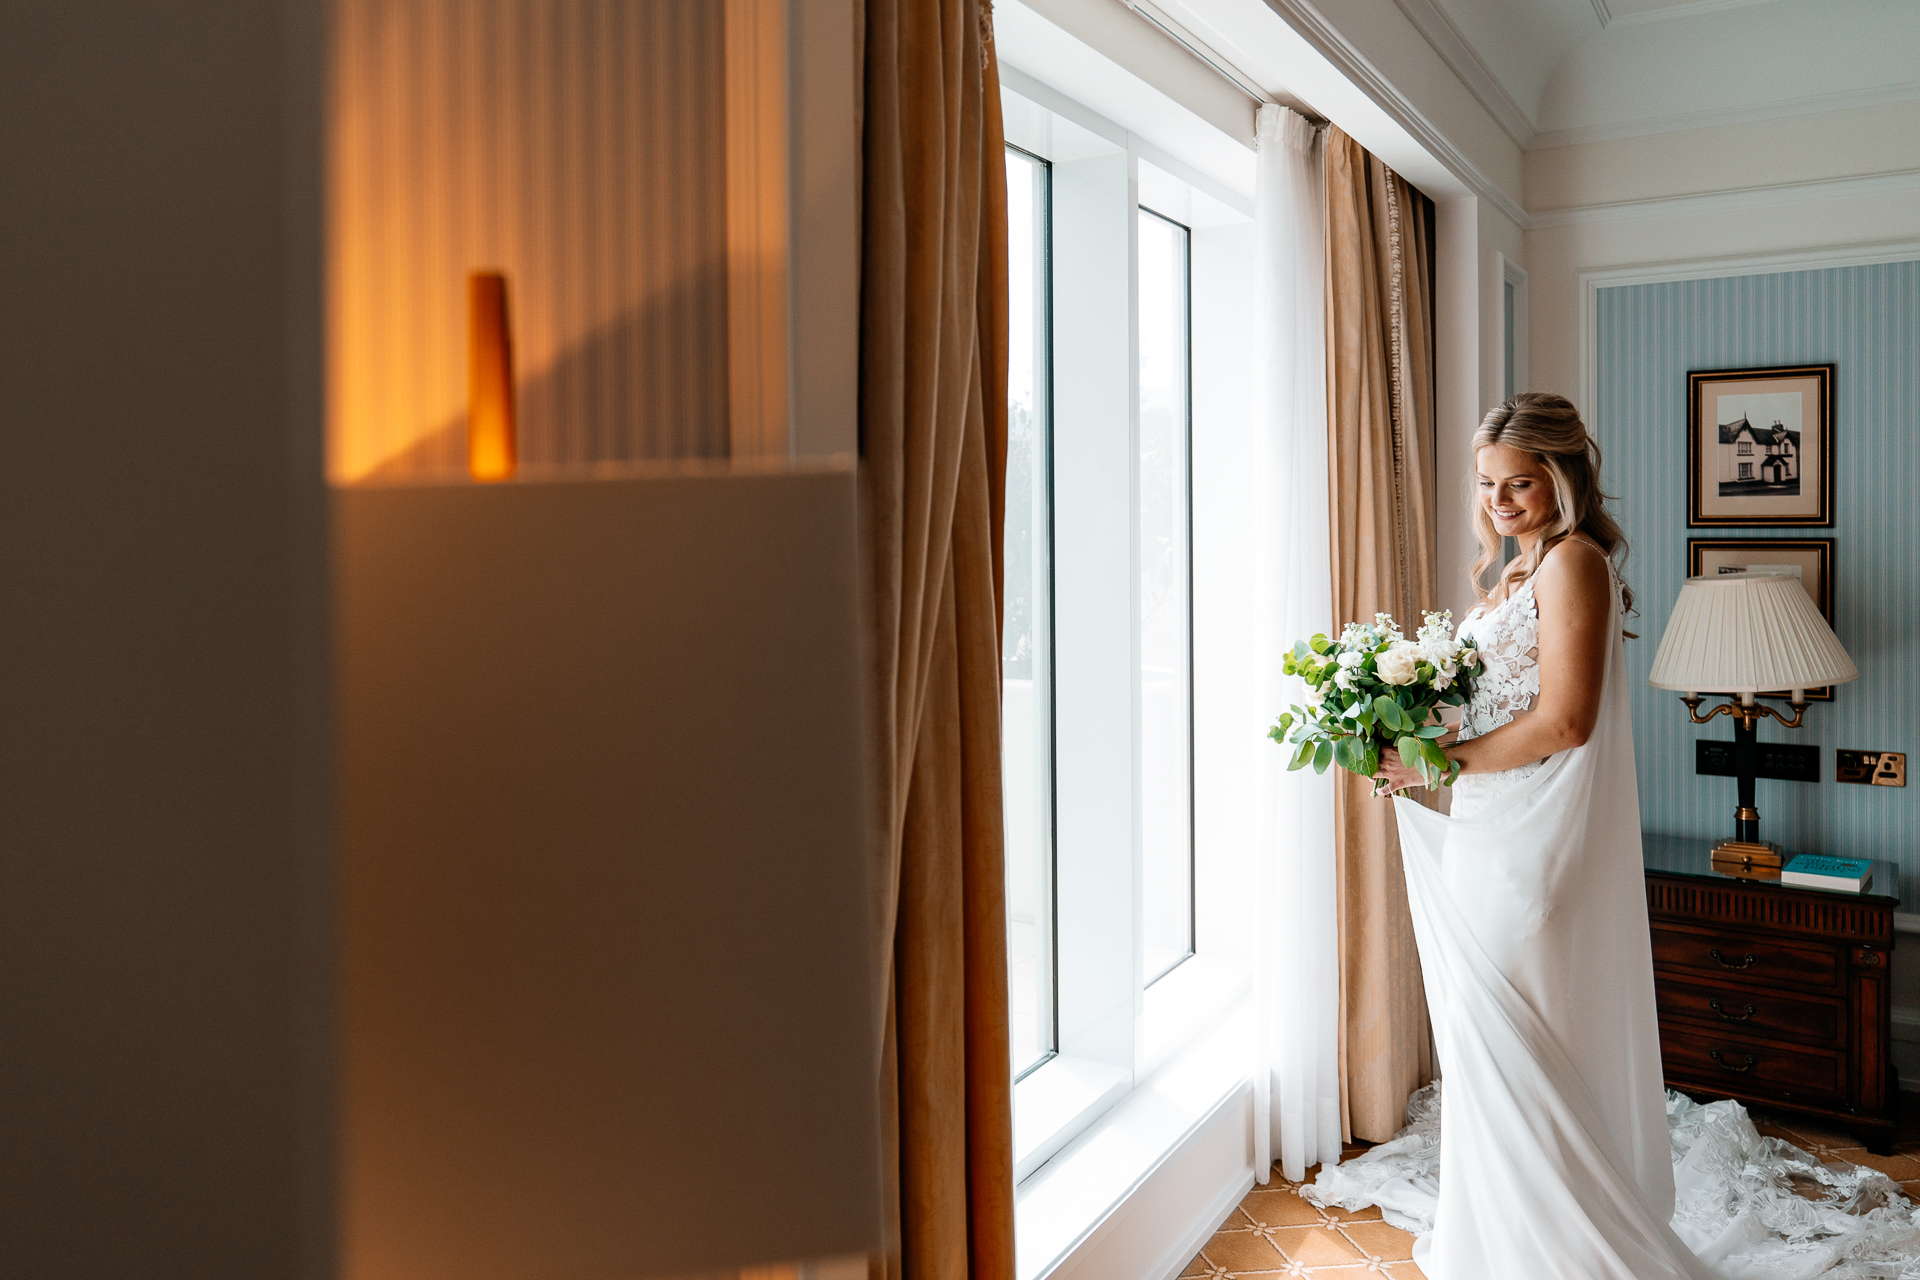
[1268,611,1480,788]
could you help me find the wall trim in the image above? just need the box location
[1896,913,1920,936]
[1534,168,1920,231]
[1575,238,1920,423]
[1386,0,1539,151]
[1533,78,1920,151]
[1258,0,1531,231]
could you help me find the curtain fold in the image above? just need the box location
[1250,104,1342,1185]
[1323,126,1438,1145]
[858,1,1014,1277]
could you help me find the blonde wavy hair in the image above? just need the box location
[1471,392,1636,627]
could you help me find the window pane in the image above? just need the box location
[1137,208,1192,986]
[1005,148,1055,1077]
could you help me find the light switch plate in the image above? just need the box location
[1837,749,1906,786]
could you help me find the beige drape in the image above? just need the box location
[1324,126,1438,1144]
[858,1,1015,1277]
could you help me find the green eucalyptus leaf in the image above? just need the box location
[1415,724,1448,739]
[1312,739,1333,774]
[1372,695,1403,731]
[1310,634,1331,655]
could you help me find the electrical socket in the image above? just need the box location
[1836,750,1906,787]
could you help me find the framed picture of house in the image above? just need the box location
[1687,537,1836,699]
[1686,364,1833,527]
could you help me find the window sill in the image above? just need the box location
[1014,1054,1132,1183]
[1014,991,1253,1280]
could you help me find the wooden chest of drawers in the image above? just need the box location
[1643,834,1900,1154]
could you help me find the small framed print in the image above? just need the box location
[1688,537,1836,700]
[1687,364,1833,527]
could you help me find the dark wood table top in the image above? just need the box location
[1642,832,1901,910]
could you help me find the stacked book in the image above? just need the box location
[1780,855,1874,893]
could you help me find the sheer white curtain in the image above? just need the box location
[1250,103,1341,1185]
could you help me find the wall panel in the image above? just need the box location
[1597,259,1920,898]
[331,0,730,479]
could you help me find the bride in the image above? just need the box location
[1324,394,1919,1279]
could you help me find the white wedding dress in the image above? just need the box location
[1305,543,1920,1279]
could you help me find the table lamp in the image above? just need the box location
[1647,570,1858,861]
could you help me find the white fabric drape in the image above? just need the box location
[1251,103,1342,1185]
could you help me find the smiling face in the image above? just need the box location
[1476,443,1559,543]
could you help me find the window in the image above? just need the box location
[1739,462,1754,479]
[999,85,1257,1233]
[1136,207,1193,985]
[1003,145,1055,1080]
[1737,440,1753,455]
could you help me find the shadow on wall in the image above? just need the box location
[364,261,732,479]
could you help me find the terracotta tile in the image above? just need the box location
[1780,1119,1858,1149]
[1175,1253,1213,1278]
[1270,1224,1365,1266]
[1239,1187,1325,1228]
[1302,1269,1391,1279]
[1900,1180,1920,1202]
[1387,1264,1429,1280]
[1318,1200,1383,1223]
[1341,1220,1418,1261]
[1831,1148,1920,1180]
[1201,1229,1289,1272]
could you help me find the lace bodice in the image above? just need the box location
[1456,580,1541,743]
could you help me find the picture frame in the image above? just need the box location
[1687,363,1833,527]
[1687,537,1836,700]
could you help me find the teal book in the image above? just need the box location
[1780,855,1874,893]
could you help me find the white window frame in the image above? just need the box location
[1001,77,1260,1280]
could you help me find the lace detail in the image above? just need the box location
[1305,1085,1920,1277]
[1451,581,1544,810]
[1458,581,1541,742]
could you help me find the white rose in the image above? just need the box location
[1375,642,1420,686]
[1333,667,1357,692]
[1337,649,1366,669]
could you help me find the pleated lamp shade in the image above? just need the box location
[1648,570,1859,699]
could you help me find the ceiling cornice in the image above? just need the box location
[1533,77,1920,149]
[1259,0,1532,229]
[1609,0,1787,28]
[1388,0,1539,150]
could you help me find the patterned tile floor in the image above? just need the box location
[1180,1095,1920,1279]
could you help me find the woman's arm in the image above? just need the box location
[1378,541,1612,792]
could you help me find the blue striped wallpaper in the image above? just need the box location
[1596,259,1920,904]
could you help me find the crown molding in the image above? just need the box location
[1608,0,1789,28]
[1259,0,1530,229]
[1387,0,1539,150]
[1533,77,1920,150]
[1533,167,1920,229]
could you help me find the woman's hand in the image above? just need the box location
[1373,755,1436,796]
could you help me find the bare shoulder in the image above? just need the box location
[1531,537,1612,617]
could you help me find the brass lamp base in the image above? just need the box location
[1711,839,1782,868]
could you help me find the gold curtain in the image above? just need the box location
[858,1,1015,1277]
[1323,126,1438,1144]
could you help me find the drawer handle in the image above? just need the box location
[1709,998,1758,1022]
[1709,948,1759,971]
[1709,1049,1758,1073]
